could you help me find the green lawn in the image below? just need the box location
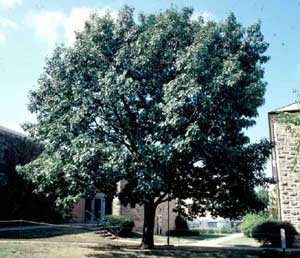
[0,241,265,258]
[222,236,259,247]
[128,231,228,245]
[1,241,299,258]
[0,227,227,245]
[0,228,298,258]
[0,227,102,243]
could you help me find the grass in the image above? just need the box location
[1,241,300,258]
[0,228,298,257]
[0,241,272,258]
[222,236,259,247]
[0,227,227,245]
[0,227,102,243]
[127,231,228,245]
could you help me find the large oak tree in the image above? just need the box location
[20,6,271,249]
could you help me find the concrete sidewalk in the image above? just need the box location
[183,232,243,247]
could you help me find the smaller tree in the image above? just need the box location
[240,213,267,237]
[256,187,269,213]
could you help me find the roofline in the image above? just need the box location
[268,102,300,115]
[268,109,300,115]
[0,125,28,139]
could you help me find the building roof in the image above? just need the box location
[269,103,300,114]
[0,125,28,139]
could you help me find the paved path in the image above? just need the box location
[183,233,243,247]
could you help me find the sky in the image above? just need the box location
[1,0,300,175]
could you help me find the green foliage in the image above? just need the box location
[0,131,41,186]
[0,130,61,222]
[219,227,241,234]
[240,213,267,237]
[175,215,189,230]
[168,215,195,236]
[252,220,298,247]
[21,4,271,218]
[256,187,269,213]
[198,229,218,234]
[198,227,240,234]
[0,172,63,223]
[19,5,271,247]
[103,215,134,237]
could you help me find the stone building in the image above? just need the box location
[72,181,177,235]
[269,103,300,231]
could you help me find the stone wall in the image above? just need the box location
[155,200,177,234]
[270,114,300,232]
[71,198,85,222]
[114,200,144,232]
[112,195,176,234]
[72,182,177,233]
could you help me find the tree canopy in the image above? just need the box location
[20,6,271,248]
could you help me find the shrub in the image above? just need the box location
[166,215,199,236]
[167,229,199,236]
[220,227,240,234]
[252,220,298,247]
[240,213,267,237]
[175,215,189,230]
[103,215,134,237]
[198,229,218,234]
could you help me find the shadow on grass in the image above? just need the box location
[127,232,226,241]
[180,233,227,241]
[85,244,289,258]
[0,226,92,239]
[126,232,142,239]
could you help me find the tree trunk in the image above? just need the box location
[141,201,156,249]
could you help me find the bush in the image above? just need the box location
[167,229,199,236]
[220,227,241,234]
[252,220,298,247]
[240,213,267,237]
[103,215,134,237]
[175,215,189,230]
[166,215,199,236]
